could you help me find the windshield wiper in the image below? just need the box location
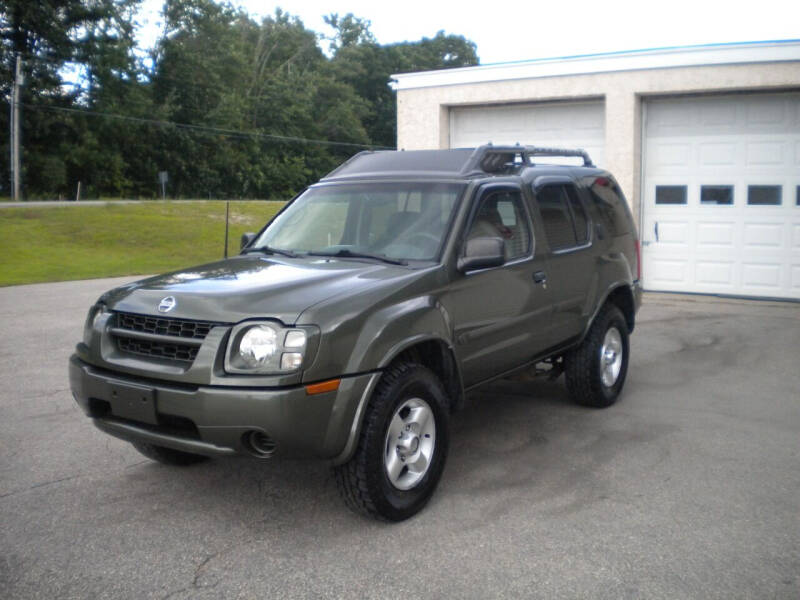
[241,245,298,258]
[307,249,407,266]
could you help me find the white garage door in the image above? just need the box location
[450,101,605,167]
[642,93,800,299]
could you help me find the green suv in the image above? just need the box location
[69,145,642,521]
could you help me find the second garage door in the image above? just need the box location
[642,93,800,299]
[450,101,605,167]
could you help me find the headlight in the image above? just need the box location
[225,322,308,374]
[83,304,106,346]
[239,325,278,367]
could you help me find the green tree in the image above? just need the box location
[150,2,370,198]
[326,16,478,147]
[0,0,144,198]
[324,13,375,52]
[1,1,479,199]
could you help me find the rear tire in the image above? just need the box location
[565,304,629,408]
[131,442,209,466]
[333,362,450,521]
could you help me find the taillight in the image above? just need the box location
[634,239,642,281]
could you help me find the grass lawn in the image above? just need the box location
[0,201,285,286]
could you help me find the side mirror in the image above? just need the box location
[457,237,505,272]
[240,232,256,250]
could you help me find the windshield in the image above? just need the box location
[253,182,465,261]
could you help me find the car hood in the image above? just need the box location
[102,255,407,325]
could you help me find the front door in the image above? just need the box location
[442,184,554,387]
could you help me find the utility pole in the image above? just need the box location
[9,53,22,201]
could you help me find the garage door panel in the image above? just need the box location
[745,97,785,127]
[650,101,694,131]
[746,141,785,166]
[697,222,735,247]
[741,263,782,289]
[792,224,800,247]
[699,142,737,166]
[696,261,735,286]
[701,102,737,127]
[450,101,605,167]
[524,105,563,131]
[743,223,784,248]
[649,259,688,283]
[792,266,800,289]
[655,221,690,245]
[650,143,692,168]
[644,93,800,299]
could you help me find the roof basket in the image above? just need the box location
[462,144,594,174]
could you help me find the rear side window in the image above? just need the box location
[534,183,590,250]
[584,176,632,235]
[566,186,589,243]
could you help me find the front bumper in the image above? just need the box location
[69,355,377,460]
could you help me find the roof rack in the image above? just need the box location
[319,145,596,181]
[461,144,594,174]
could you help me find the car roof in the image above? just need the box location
[320,145,605,182]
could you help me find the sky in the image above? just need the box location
[135,0,800,65]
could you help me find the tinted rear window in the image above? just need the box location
[535,185,579,250]
[584,176,632,235]
[565,185,589,243]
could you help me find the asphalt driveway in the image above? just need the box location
[1,278,798,599]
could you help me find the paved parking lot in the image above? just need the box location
[1,277,798,599]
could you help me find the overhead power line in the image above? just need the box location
[21,102,394,150]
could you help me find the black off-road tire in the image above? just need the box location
[131,441,209,466]
[565,304,630,408]
[333,363,450,522]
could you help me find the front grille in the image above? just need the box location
[117,336,199,362]
[116,312,222,340]
[112,311,229,364]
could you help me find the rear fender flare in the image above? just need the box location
[581,282,636,340]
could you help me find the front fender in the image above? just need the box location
[326,295,456,466]
[345,295,454,374]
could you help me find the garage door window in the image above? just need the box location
[747,185,782,206]
[535,184,590,251]
[701,185,734,206]
[655,185,687,205]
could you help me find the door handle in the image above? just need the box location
[533,271,547,284]
[654,221,659,242]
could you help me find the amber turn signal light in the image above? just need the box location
[305,378,341,395]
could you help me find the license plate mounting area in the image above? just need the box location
[107,381,158,425]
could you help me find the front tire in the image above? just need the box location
[333,363,450,521]
[131,441,209,466]
[565,304,630,408]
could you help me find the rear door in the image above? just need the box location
[529,176,596,341]
[443,184,554,387]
